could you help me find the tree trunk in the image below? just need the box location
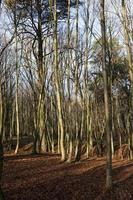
[14,1,20,155]
[100,0,112,189]
[54,0,66,161]
[0,82,4,199]
[36,0,46,153]
[121,0,133,159]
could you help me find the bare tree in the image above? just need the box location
[100,0,112,189]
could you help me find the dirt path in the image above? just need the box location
[2,154,133,200]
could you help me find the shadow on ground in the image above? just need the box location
[2,153,133,200]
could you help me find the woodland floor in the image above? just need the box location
[2,152,133,200]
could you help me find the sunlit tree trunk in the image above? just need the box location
[121,0,133,159]
[51,96,55,153]
[36,0,46,153]
[57,121,60,154]
[66,0,73,163]
[100,0,112,189]
[54,0,66,161]
[86,97,93,158]
[74,0,81,162]
[14,0,20,154]
[83,0,93,158]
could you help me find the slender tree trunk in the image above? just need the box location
[66,0,73,163]
[57,121,60,154]
[126,113,132,160]
[111,99,114,158]
[74,0,81,162]
[100,0,112,189]
[14,1,20,154]
[108,28,115,158]
[84,0,92,158]
[9,103,15,150]
[75,111,83,161]
[36,0,46,153]
[115,96,122,158]
[86,98,93,158]
[0,81,4,199]
[51,95,55,153]
[54,0,66,161]
[121,0,133,159]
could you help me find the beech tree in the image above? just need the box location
[100,0,112,189]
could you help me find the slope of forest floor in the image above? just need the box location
[2,152,133,200]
